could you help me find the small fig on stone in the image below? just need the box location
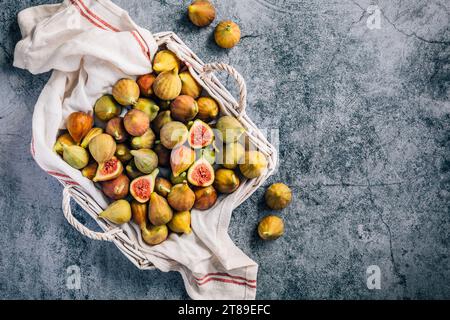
[149,192,173,226]
[213,168,240,193]
[167,182,196,212]
[265,183,292,210]
[131,129,156,150]
[115,143,133,163]
[179,71,202,98]
[54,132,75,155]
[123,109,150,137]
[89,133,116,163]
[141,223,168,246]
[214,20,241,49]
[99,199,132,225]
[106,117,128,143]
[80,127,103,148]
[188,0,216,27]
[153,69,182,101]
[239,151,268,179]
[197,97,219,122]
[193,186,218,210]
[160,121,189,149]
[112,78,140,106]
[94,95,121,122]
[153,50,180,74]
[137,74,156,97]
[130,149,158,174]
[101,174,130,200]
[66,111,94,144]
[63,145,89,169]
[170,95,198,123]
[258,215,284,240]
[134,98,160,121]
[168,211,191,234]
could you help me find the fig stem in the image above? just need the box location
[158,185,172,194]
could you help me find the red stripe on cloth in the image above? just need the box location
[47,171,71,179]
[70,0,107,30]
[131,31,150,59]
[196,277,257,289]
[76,0,120,31]
[194,272,257,283]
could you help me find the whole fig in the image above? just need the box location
[219,142,245,169]
[258,215,284,240]
[112,78,140,106]
[197,97,219,122]
[63,145,89,169]
[134,98,160,121]
[213,168,240,194]
[126,159,144,179]
[160,121,188,149]
[216,115,245,143]
[99,200,131,224]
[193,186,218,210]
[152,110,172,135]
[214,20,241,49]
[153,50,180,74]
[155,177,172,198]
[131,129,155,150]
[149,192,173,226]
[124,109,150,137]
[81,162,98,180]
[130,149,158,174]
[54,132,75,155]
[141,223,168,246]
[170,145,196,177]
[80,127,103,148]
[239,151,268,179]
[106,117,128,143]
[115,143,133,163]
[167,182,196,212]
[265,183,292,210]
[89,133,116,163]
[131,200,147,226]
[188,0,216,27]
[94,95,121,122]
[168,211,191,234]
[170,95,198,122]
[179,71,202,99]
[153,69,182,101]
[137,74,156,97]
[66,112,94,144]
[101,174,130,200]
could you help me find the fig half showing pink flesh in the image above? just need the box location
[130,168,159,203]
[187,158,215,187]
[188,120,214,149]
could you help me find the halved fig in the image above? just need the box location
[187,158,215,187]
[188,119,214,149]
[130,168,159,203]
[93,157,123,182]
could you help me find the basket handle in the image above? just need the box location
[201,63,247,114]
[62,186,121,241]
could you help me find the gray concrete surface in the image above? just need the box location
[1,0,449,299]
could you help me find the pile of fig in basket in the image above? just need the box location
[54,50,268,245]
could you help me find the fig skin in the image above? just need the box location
[131,200,147,226]
[216,115,245,143]
[194,186,218,210]
[54,132,75,155]
[170,95,199,123]
[101,174,130,200]
[80,127,103,148]
[136,74,156,97]
[168,211,192,234]
[93,157,123,182]
[130,149,158,174]
[154,142,171,167]
[171,145,196,177]
[188,0,216,27]
[126,159,144,180]
[115,143,133,163]
[124,109,150,137]
[171,171,187,185]
[149,192,173,226]
[214,20,241,49]
[179,71,202,98]
[99,200,132,225]
[141,223,168,245]
[213,168,240,193]
[153,50,180,74]
[197,97,219,122]
[219,142,245,169]
[131,129,156,150]
[239,151,268,179]
[94,95,121,122]
[155,177,173,198]
[265,183,292,210]
[152,111,172,135]
[258,215,284,240]
[82,162,98,180]
[66,112,94,144]
[187,158,215,187]
[63,145,89,169]
[89,133,117,163]
[153,69,182,101]
[106,117,128,143]
[167,182,196,212]
[160,121,189,149]
[134,98,160,121]
[112,78,140,106]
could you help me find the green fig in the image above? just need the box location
[115,143,133,163]
[216,115,245,143]
[149,192,173,226]
[54,132,75,155]
[94,94,121,122]
[168,211,191,234]
[130,129,156,150]
[63,145,89,169]
[152,110,172,134]
[160,121,188,149]
[130,149,158,174]
[98,200,132,224]
[141,223,168,245]
[170,171,187,185]
[134,98,160,121]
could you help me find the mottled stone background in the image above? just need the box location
[1,0,449,299]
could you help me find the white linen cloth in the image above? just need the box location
[14,0,258,299]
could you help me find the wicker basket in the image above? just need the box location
[61,32,278,270]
